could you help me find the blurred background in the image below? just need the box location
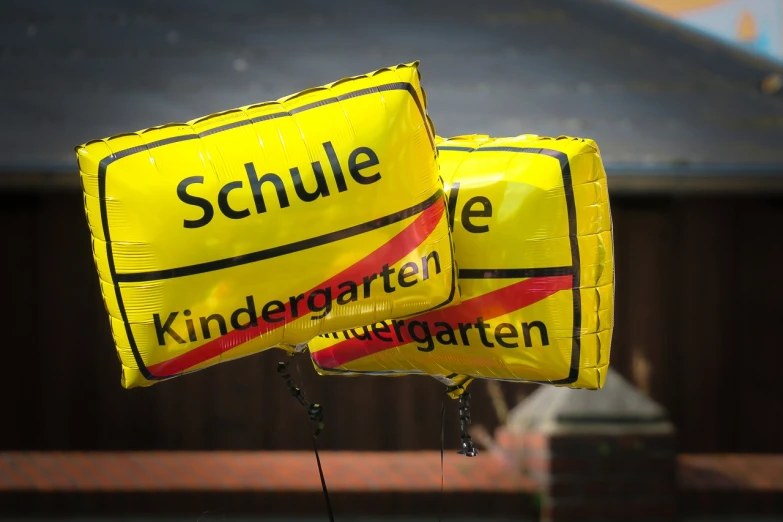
[2,0,783,520]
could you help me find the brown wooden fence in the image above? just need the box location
[2,190,781,453]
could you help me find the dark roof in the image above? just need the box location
[3,0,783,192]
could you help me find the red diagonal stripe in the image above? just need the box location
[147,200,446,377]
[311,274,573,368]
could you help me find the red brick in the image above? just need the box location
[495,429,549,456]
[0,451,535,494]
[4,450,782,520]
[679,454,783,492]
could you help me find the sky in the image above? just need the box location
[620,0,783,62]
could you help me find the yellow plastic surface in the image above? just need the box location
[77,63,457,389]
[308,134,614,391]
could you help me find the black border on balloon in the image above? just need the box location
[314,144,583,386]
[94,81,442,382]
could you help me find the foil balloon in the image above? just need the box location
[308,134,614,394]
[77,63,458,388]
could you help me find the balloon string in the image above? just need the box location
[457,392,478,457]
[313,435,334,522]
[438,395,446,522]
[277,357,334,522]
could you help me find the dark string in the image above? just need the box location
[277,356,334,522]
[312,435,333,521]
[438,387,478,521]
[457,391,478,457]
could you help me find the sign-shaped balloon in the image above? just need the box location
[77,63,458,388]
[308,134,614,393]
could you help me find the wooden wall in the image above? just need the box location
[2,190,781,453]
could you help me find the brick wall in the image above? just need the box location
[0,451,536,518]
[1,451,782,518]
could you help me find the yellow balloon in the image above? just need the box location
[77,63,458,389]
[308,134,614,393]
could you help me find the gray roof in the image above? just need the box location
[3,0,783,192]
[506,368,673,435]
